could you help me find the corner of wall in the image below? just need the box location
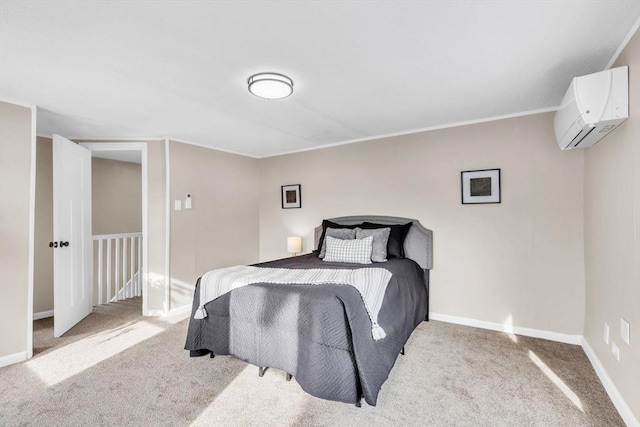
[582,26,640,423]
[582,337,640,426]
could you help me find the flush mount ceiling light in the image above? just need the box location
[248,72,293,99]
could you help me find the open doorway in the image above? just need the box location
[89,148,143,309]
[80,142,149,316]
[31,140,149,354]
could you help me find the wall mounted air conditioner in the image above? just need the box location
[554,66,628,150]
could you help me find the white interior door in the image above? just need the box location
[53,134,92,337]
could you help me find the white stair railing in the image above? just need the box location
[93,232,142,305]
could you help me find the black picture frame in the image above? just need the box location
[281,184,301,209]
[461,169,501,204]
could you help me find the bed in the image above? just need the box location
[184,215,433,406]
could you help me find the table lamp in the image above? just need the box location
[287,236,302,257]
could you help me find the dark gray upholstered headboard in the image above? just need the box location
[314,215,433,270]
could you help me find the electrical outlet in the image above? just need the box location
[604,323,610,344]
[611,342,620,361]
[621,318,630,345]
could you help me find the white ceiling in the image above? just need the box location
[1,1,638,158]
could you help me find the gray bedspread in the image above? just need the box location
[184,253,428,406]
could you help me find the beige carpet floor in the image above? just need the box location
[0,298,624,426]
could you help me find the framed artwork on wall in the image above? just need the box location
[461,169,501,204]
[281,184,301,209]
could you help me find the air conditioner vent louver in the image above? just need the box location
[554,66,628,150]
[572,127,596,148]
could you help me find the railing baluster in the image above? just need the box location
[137,236,142,296]
[130,237,135,299]
[122,237,127,300]
[130,237,133,298]
[121,237,125,300]
[115,238,120,302]
[106,239,112,303]
[132,236,135,297]
[98,239,103,305]
[93,232,142,305]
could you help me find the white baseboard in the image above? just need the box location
[429,312,637,425]
[582,338,639,427]
[33,310,53,320]
[429,312,583,345]
[0,351,27,368]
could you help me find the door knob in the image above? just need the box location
[49,242,58,248]
[60,241,69,247]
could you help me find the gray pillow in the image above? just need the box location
[355,227,390,262]
[323,235,373,264]
[319,227,356,258]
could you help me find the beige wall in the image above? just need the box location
[77,140,261,313]
[583,30,640,421]
[92,157,142,235]
[0,102,33,360]
[168,141,260,310]
[91,157,142,305]
[259,112,586,335]
[33,137,53,314]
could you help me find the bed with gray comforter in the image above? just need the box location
[184,216,433,406]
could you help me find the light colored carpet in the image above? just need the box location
[0,298,624,426]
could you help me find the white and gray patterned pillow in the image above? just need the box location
[319,227,356,258]
[323,235,373,264]
[355,227,390,262]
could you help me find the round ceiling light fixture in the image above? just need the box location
[247,72,293,99]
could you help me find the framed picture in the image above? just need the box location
[461,169,501,204]
[281,184,301,209]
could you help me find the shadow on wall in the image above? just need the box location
[170,277,197,308]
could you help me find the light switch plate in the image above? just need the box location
[621,318,630,345]
[604,323,610,344]
[174,200,182,211]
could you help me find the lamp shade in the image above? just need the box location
[287,236,302,254]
